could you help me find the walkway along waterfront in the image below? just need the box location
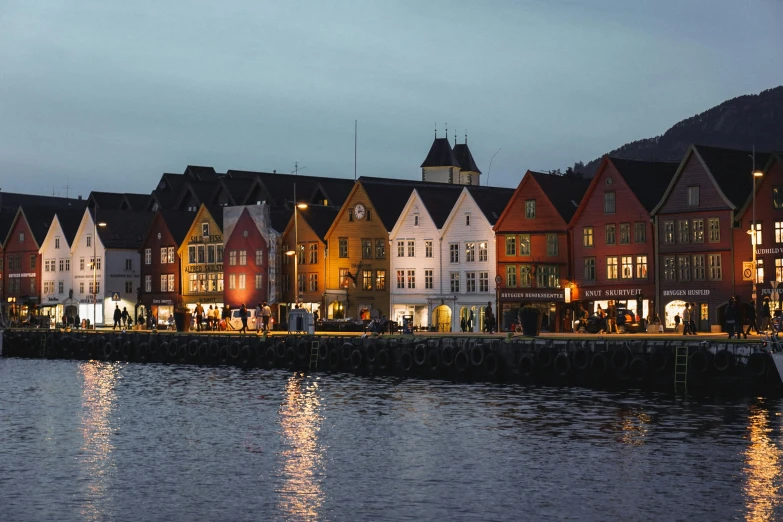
[3,329,782,395]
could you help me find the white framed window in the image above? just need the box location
[450,272,460,293]
[160,275,167,292]
[621,256,633,279]
[465,242,475,262]
[407,269,415,289]
[450,243,459,263]
[525,199,536,218]
[397,240,405,257]
[606,256,618,280]
[168,274,175,291]
[425,240,433,258]
[407,240,415,257]
[479,272,488,292]
[478,242,488,262]
[239,274,246,290]
[425,269,433,289]
[160,248,167,264]
[396,270,405,289]
[466,272,476,292]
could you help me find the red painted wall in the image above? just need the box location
[3,211,41,305]
[224,208,269,307]
[139,212,182,308]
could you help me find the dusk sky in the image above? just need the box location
[1,0,782,198]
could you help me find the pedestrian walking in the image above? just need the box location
[255,302,263,332]
[674,311,681,333]
[261,301,272,332]
[113,305,122,330]
[725,297,738,339]
[682,305,691,335]
[195,302,204,331]
[745,301,758,336]
[761,297,772,332]
[121,307,129,328]
[485,302,495,333]
[239,304,248,333]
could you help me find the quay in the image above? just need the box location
[2,328,782,395]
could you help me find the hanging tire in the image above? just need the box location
[103,342,113,360]
[400,351,414,373]
[649,347,669,373]
[86,339,97,359]
[342,342,353,361]
[376,349,390,371]
[689,350,710,374]
[198,343,208,361]
[470,345,484,367]
[366,344,377,363]
[553,352,570,377]
[177,345,188,364]
[573,347,590,372]
[328,349,341,371]
[121,341,132,360]
[611,347,631,371]
[276,341,287,359]
[748,352,767,377]
[189,340,199,358]
[441,345,455,367]
[414,344,427,366]
[484,352,500,378]
[296,341,308,361]
[350,349,364,371]
[519,353,535,378]
[218,346,230,365]
[591,352,608,376]
[230,341,241,360]
[454,350,469,373]
[137,342,149,362]
[630,357,648,379]
[714,350,733,372]
[428,349,440,372]
[209,341,220,359]
[284,347,296,366]
[168,342,178,358]
[264,346,277,367]
[536,347,553,369]
[318,343,329,361]
[239,345,252,366]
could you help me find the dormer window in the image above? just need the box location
[465,214,471,226]
[525,200,536,219]
[55,236,60,249]
[414,214,419,226]
[688,186,700,207]
[202,223,209,237]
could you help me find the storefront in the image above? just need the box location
[391,304,429,331]
[499,289,565,333]
[660,288,714,332]
[578,286,653,326]
[78,297,104,327]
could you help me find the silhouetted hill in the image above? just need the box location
[575,86,783,176]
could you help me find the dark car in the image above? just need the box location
[616,308,641,333]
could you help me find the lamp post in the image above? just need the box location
[92,209,106,329]
[285,184,308,307]
[748,149,764,316]
[495,274,502,333]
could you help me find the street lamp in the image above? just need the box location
[495,274,502,333]
[748,149,764,315]
[284,183,308,307]
[92,210,106,329]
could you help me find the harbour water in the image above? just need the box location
[1,357,782,521]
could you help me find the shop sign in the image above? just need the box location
[184,295,220,304]
[500,290,564,301]
[185,264,223,273]
[757,247,783,256]
[662,289,710,296]
[8,272,35,278]
[582,288,644,299]
[189,234,222,244]
[46,295,60,303]
[152,299,174,305]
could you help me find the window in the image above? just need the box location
[55,236,60,249]
[584,258,596,281]
[519,265,532,287]
[366,209,372,221]
[309,273,318,292]
[339,238,348,258]
[466,272,476,292]
[506,265,517,287]
[414,214,419,226]
[202,223,209,237]
[375,239,385,259]
[546,234,558,256]
[692,255,705,280]
[168,247,175,263]
[619,223,630,244]
[407,240,415,257]
[197,245,205,263]
[479,272,488,292]
[525,199,536,218]
[339,268,349,288]
[605,224,616,245]
[161,248,167,264]
[621,256,633,279]
[678,256,691,281]
[348,210,354,222]
[450,243,459,263]
[281,275,290,293]
[687,186,700,206]
[425,269,433,289]
[297,274,304,293]
[465,214,471,226]
[700,304,708,321]
[56,281,63,294]
[425,240,433,258]
[465,242,475,262]
[606,257,618,279]
[189,246,197,264]
[145,275,151,292]
[634,222,646,243]
[397,240,405,257]
[125,259,132,270]
[238,250,246,266]
[677,220,689,244]
[80,258,85,271]
[505,235,516,256]
[692,219,704,243]
[396,270,405,289]
[307,244,317,264]
[774,187,783,209]
[228,274,236,290]
[79,282,84,294]
[282,244,290,265]
[583,227,594,247]
[161,274,168,292]
[751,223,762,246]
[229,251,237,266]
[30,255,36,270]
[297,244,305,265]
[168,274,174,291]
[217,246,223,263]
[709,218,720,242]
[777,258,783,282]
[125,280,133,294]
[604,192,615,214]
[536,265,559,288]
[756,258,764,284]
[375,270,386,290]
[362,239,373,259]
[479,242,488,262]
[709,254,722,280]
[520,234,531,256]
[407,270,416,289]
[664,221,675,244]
[86,234,90,247]
[363,270,373,290]
[256,249,264,265]
[450,273,460,293]
[636,255,648,279]
[256,274,263,290]
[776,222,783,244]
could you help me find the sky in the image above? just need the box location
[1,0,782,198]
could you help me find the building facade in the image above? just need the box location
[176,204,225,314]
[3,208,40,322]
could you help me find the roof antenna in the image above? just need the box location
[454,129,457,145]
[465,130,468,145]
[445,122,448,142]
[354,119,358,181]
[434,123,437,139]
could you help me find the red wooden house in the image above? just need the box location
[493,171,590,332]
[569,157,677,325]
[652,145,771,331]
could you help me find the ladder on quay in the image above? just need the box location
[674,344,688,390]
[309,340,320,370]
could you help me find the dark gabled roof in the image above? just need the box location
[93,209,155,249]
[158,209,197,245]
[269,207,293,234]
[298,206,340,241]
[203,204,225,231]
[151,173,187,210]
[56,208,87,245]
[88,191,125,210]
[694,145,772,209]
[530,172,592,223]
[20,206,59,246]
[466,186,516,225]
[173,180,220,210]
[227,170,355,209]
[420,137,461,168]
[608,158,679,212]
[453,143,481,173]
[414,185,465,228]
[0,192,86,245]
[359,178,422,231]
[184,165,219,182]
[314,178,355,207]
[214,178,254,206]
[123,193,152,210]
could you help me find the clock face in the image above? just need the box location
[354,203,366,220]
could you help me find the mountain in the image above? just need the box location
[575,86,783,176]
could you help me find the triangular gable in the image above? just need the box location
[323,180,364,241]
[69,208,104,255]
[389,189,439,240]
[37,214,66,255]
[494,170,538,231]
[439,188,472,236]
[2,207,27,249]
[176,204,222,258]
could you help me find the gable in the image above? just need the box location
[656,152,732,214]
[494,174,568,232]
[177,206,223,257]
[570,161,648,228]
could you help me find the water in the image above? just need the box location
[1,358,782,522]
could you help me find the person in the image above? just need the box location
[576,305,588,332]
[542,312,549,332]
[75,313,80,330]
[674,311,681,333]
[206,305,213,330]
[223,304,232,330]
[736,295,748,339]
[460,316,467,333]
[313,309,319,331]
[239,303,248,333]
[137,311,144,330]
[485,302,495,334]
[261,301,272,332]
[468,309,474,332]
[688,303,697,335]
[212,305,220,331]
[255,302,263,332]
[113,305,122,330]
[195,302,204,331]
[725,297,738,339]
[607,300,617,334]
[745,300,758,336]
[761,297,772,333]
[121,307,129,328]
[597,304,606,333]
[682,305,691,335]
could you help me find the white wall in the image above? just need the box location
[38,216,72,308]
[71,210,106,325]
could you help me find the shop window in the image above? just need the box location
[700,304,708,321]
[607,257,618,279]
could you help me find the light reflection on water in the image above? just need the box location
[2,358,783,521]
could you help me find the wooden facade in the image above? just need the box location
[176,205,224,311]
[223,207,270,309]
[139,211,184,326]
[279,209,324,315]
[2,209,41,320]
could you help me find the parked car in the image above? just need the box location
[228,308,257,330]
[616,308,641,333]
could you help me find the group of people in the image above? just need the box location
[192,303,227,331]
[254,302,273,333]
[724,295,777,339]
[592,301,619,334]
[673,302,698,335]
[112,305,133,330]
